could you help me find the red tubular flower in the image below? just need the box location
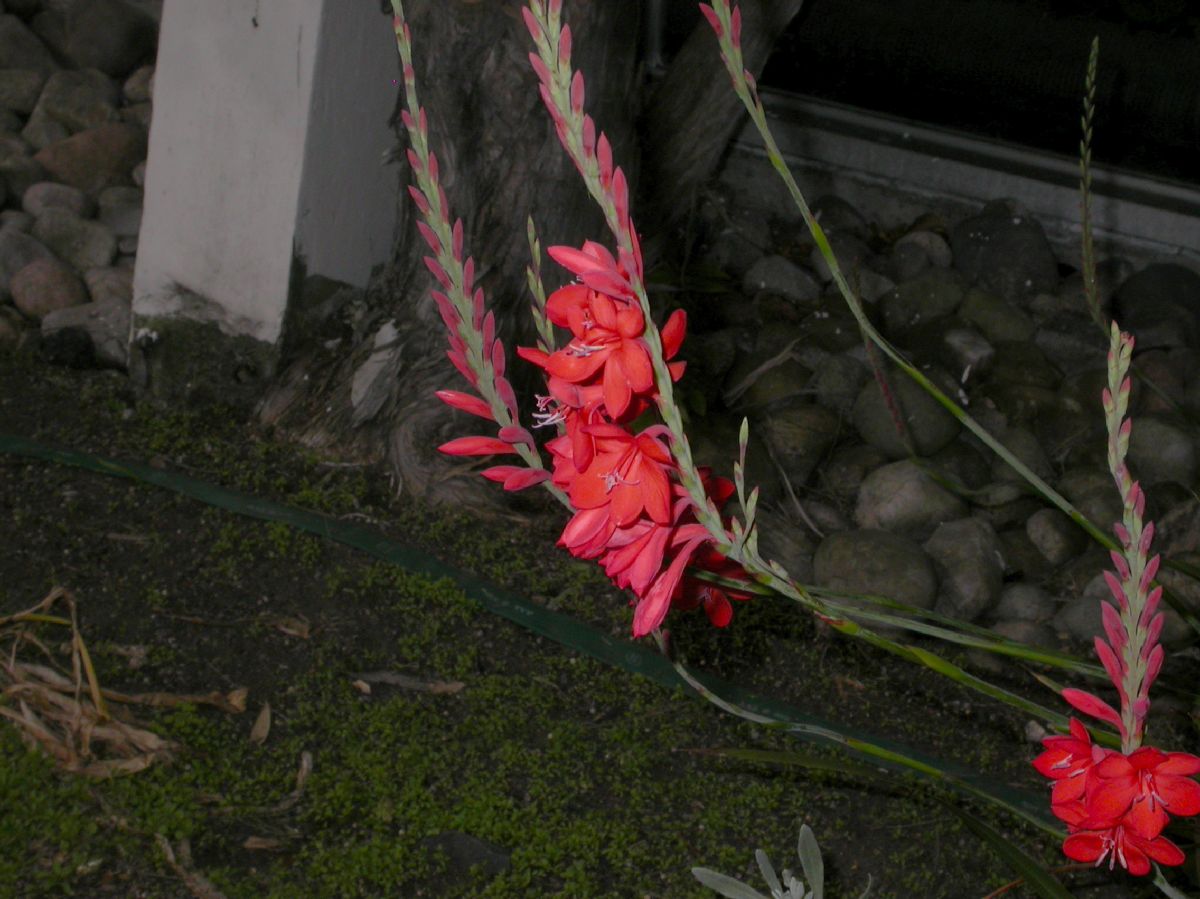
[1062,824,1185,877]
[1032,718,1109,813]
[568,424,674,526]
[1087,747,1200,839]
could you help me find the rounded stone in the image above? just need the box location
[1127,416,1196,488]
[760,402,841,488]
[992,583,1056,623]
[22,179,95,218]
[10,255,88,319]
[923,517,1005,622]
[950,199,1059,301]
[855,459,968,539]
[851,372,962,459]
[1025,507,1087,566]
[814,528,938,610]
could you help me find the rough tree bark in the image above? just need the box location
[258,0,798,510]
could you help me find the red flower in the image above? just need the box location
[568,424,674,526]
[1087,747,1200,839]
[1033,718,1109,814]
[1062,824,1185,877]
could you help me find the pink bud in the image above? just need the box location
[491,338,506,378]
[698,4,722,37]
[440,436,518,456]
[407,185,430,214]
[463,257,475,295]
[570,70,585,115]
[1101,598,1126,649]
[499,425,534,447]
[1141,611,1163,655]
[447,349,478,387]
[431,291,458,334]
[730,5,742,48]
[427,152,439,184]
[1062,687,1125,735]
[1093,637,1125,695]
[612,167,630,230]
[416,221,441,255]
[1113,523,1130,548]
[482,309,496,350]
[472,287,485,331]
[521,6,542,42]
[528,52,551,86]
[401,110,415,130]
[1142,644,1164,694]
[423,256,451,289]
[596,133,613,186]
[1139,520,1154,554]
[497,377,518,419]
[392,14,402,32]
[1109,549,1130,581]
[436,390,495,421]
[1103,571,1128,612]
[558,24,572,67]
[1139,554,1160,594]
[550,0,562,16]
[452,218,464,262]
[406,148,421,171]
[743,69,757,93]
[437,186,449,216]
[419,107,427,133]
[403,64,415,84]
[582,115,596,156]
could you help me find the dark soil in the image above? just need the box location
[0,353,1181,898]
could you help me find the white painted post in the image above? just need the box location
[132,0,399,397]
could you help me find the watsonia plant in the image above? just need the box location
[387,0,1199,891]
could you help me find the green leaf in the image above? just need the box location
[942,802,1073,899]
[796,825,823,899]
[691,867,771,899]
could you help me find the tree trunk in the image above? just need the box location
[258,0,798,510]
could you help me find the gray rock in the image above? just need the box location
[33,122,146,193]
[927,440,991,491]
[22,179,94,218]
[890,239,929,282]
[28,9,65,59]
[0,209,32,232]
[122,63,153,103]
[881,267,965,336]
[851,372,961,459]
[1033,311,1109,370]
[755,508,815,583]
[814,528,938,609]
[1158,550,1200,617]
[40,291,129,367]
[812,194,869,239]
[810,231,870,283]
[940,326,994,382]
[97,184,141,236]
[997,527,1055,581]
[950,199,1059,301]
[32,207,116,269]
[987,341,1061,389]
[894,229,953,268]
[1058,468,1123,535]
[0,226,52,298]
[853,267,896,304]
[11,255,86,319]
[0,67,45,113]
[1111,263,1200,350]
[992,583,1055,623]
[991,425,1054,484]
[812,351,867,415]
[760,402,841,488]
[0,107,20,131]
[19,105,67,149]
[117,234,137,255]
[819,442,888,502]
[1025,507,1086,566]
[82,265,131,305]
[923,517,1005,621]
[131,158,145,187]
[742,254,820,306]
[0,148,43,196]
[991,619,1058,650]
[32,67,120,133]
[958,287,1035,343]
[1128,416,1196,487]
[119,100,151,129]
[855,459,968,539]
[1133,348,1189,415]
[0,14,57,75]
[61,0,157,76]
[724,351,811,411]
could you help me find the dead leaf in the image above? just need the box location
[155,835,228,899]
[249,703,271,745]
[226,687,249,713]
[242,836,283,851]
[265,615,310,640]
[351,679,371,695]
[354,671,465,694]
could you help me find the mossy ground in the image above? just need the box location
[0,355,1172,898]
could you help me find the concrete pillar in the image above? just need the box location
[131,0,399,406]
